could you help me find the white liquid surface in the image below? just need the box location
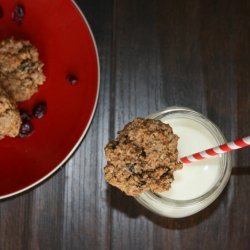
[158,117,222,200]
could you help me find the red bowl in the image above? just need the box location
[0,0,99,199]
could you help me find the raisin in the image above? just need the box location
[140,150,146,157]
[12,4,25,25]
[123,135,131,144]
[19,122,33,137]
[19,59,33,71]
[127,163,135,173]
[161,171,171,178]
[66,74,78,85]
[33,102,47,119]
[19,110,31,122]
[111,140,119,149]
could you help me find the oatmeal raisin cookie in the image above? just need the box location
[104,118,183,196]
[0,37,45,102]
[0,86,21,139]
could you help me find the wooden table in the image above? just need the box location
[1,0,249,249]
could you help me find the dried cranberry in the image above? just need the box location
[19,122,33,137]
[12,4,25,25]
[33,102,47,119]
[66,74,78,85]
[0,6,3,18]
[19,110,31,122]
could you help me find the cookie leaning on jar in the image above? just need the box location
[104,118,183,196]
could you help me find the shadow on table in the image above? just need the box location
[106,182,230,230]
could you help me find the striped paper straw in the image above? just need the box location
[180,136,250,164]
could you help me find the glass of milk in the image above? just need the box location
[135,106,232,218]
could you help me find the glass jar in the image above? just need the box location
[135,106,232,218]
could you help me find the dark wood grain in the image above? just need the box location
[0,0,249,250]
[109,1,249,250]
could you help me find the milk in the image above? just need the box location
[158,118,222,200]
[159,117,222,200]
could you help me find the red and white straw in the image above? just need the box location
[180,136,250,164]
